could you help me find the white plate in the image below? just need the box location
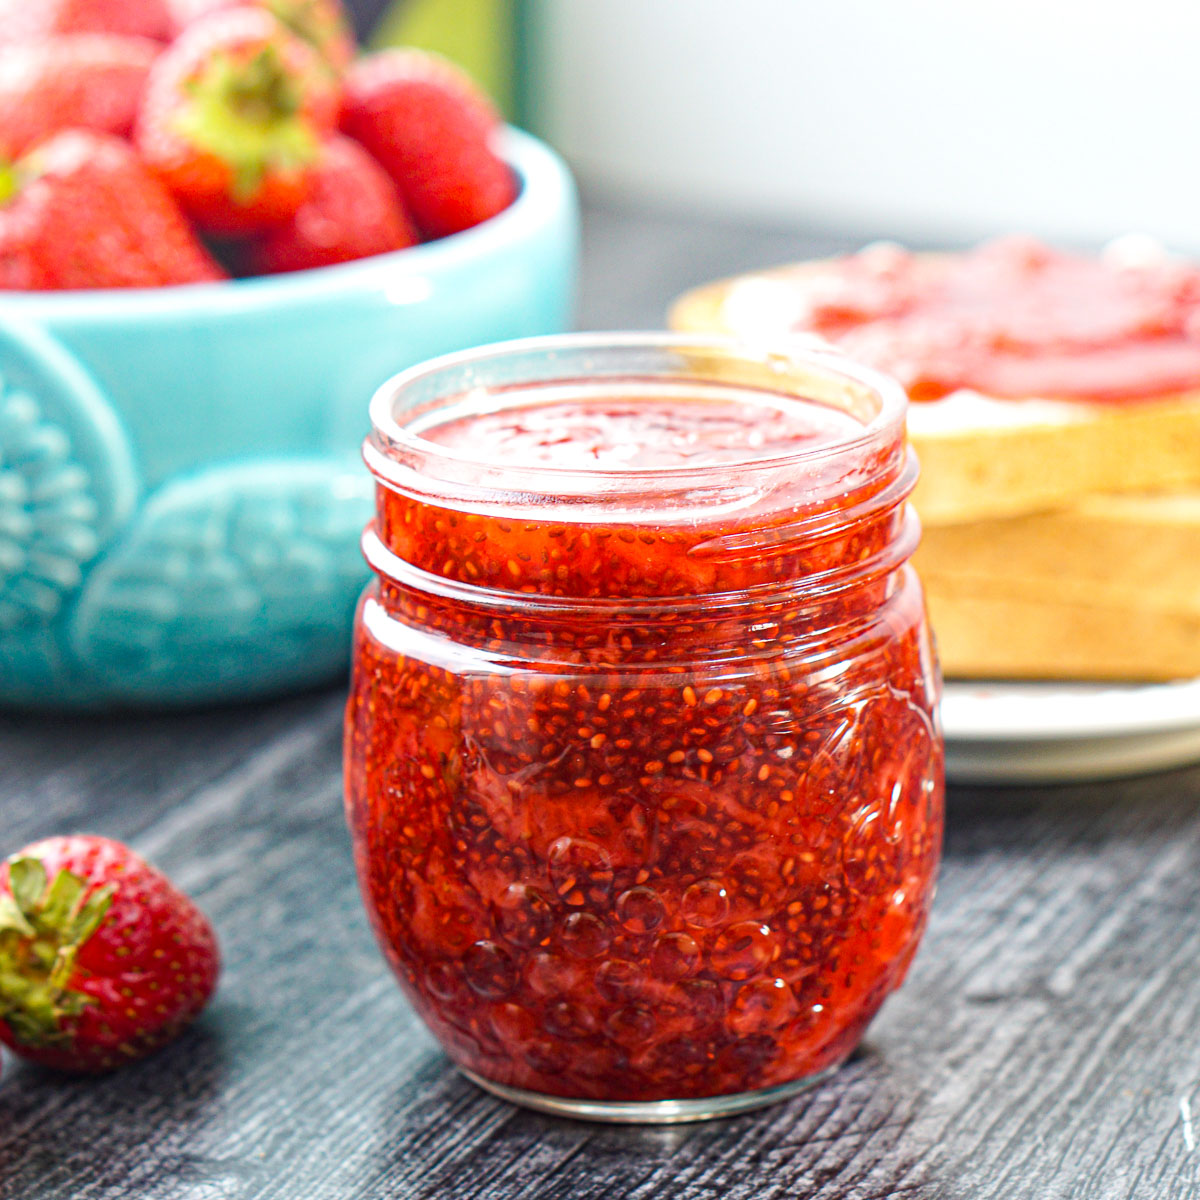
[941,677,1200,784]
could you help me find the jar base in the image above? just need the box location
[458,1064,839,1124]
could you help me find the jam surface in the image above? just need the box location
[420,390,863,470]
[776,236,1200,402]
[347,386,943,1103]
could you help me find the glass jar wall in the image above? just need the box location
[345,335,944,1122]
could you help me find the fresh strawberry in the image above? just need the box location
[0,0,172,44]
[0,130,226,290]
[135,7,339,236]
[168,0,354,73]
[0,35,159,161]
[0,835,220,1072]
[340,49,517,240]
[246,135,416,274]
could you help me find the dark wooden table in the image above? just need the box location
[3,205,1200,1200]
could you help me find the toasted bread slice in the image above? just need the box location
[914,492,1200,611]
[670,267,1200,525]
[672,258,1200,680]
[914,491,1200,679]
[921,582,1200,681]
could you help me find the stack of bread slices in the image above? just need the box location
[670,241,1200,680]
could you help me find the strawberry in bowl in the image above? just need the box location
[244,133,418,274]
[0,33,160,159]
[0,0,174,45]
[341,48,517,239]
[167,0,355,72]
[135,6,341,236]
[0,129,225,288]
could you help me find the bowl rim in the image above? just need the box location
[0,127,574,321]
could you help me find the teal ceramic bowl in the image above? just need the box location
[0,128,579,708]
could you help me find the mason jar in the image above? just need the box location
[345,334,944,1122]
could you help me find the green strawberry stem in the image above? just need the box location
[267,0,340,65]
[0,161,19,207]
[175,45,318,203]
[0,858,113,1048]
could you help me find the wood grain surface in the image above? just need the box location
[2,208,1198,1200]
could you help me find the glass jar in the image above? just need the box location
[345,334,943,1122]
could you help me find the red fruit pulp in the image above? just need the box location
[346,370,943,1104]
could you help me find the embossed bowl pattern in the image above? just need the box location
[0,130,579,708]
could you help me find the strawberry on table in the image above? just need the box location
[168,0,354,73]
[246,134,417,274]
[136,7,339,236]
[0,835,220,1073]
[0,0,173,44]
[0,129,226,290]
[341,49,517,240]
[0,35,159,161]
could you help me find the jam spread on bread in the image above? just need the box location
[788,236,1200,403]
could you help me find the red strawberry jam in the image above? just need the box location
[345,336,944,1119]
[773,235,1200,403]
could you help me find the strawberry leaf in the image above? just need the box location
[8,858,47,917]
[68,884,115,946]
[174,43,317,205]
[0,161,19,207]
[39,868,87,931]
[0,966,34,1007]
[0,973,77,1047]
[0,861,113,1048]
[0,894,34,938]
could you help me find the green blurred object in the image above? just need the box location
[372,0,517,119]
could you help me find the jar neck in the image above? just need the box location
[362,490,921,663]
[362,335,919,646]
[370,434,915,595]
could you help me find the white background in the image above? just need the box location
[527,0,1200,249]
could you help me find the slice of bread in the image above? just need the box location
[669,251,1200,680]
[915,492,1200,611]
[670,266,1200,526]
[915,493,1200,679]
[921,581,1200,681]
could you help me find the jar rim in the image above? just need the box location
[365,332,908,507]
